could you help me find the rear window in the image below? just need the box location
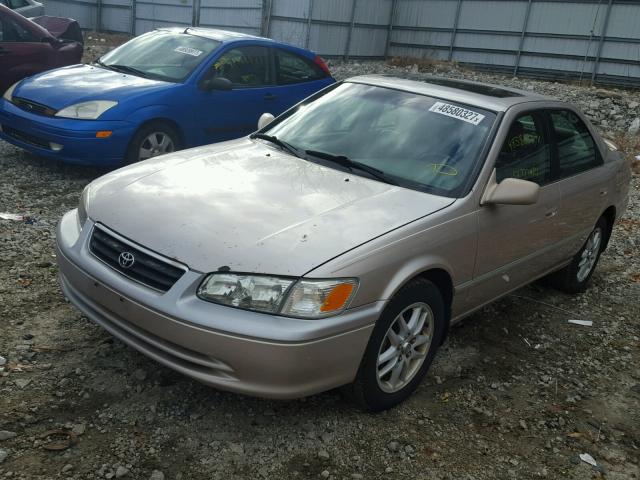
[274,48,325,85]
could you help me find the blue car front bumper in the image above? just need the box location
[0,99,137,166]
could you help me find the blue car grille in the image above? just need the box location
[12,98,57,117]
[3,126,50,149]
[89,225,186,292]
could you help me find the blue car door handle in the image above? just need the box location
[264,93,277,101]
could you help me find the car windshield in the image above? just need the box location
[265,82,497,197]
[98,30,220,82]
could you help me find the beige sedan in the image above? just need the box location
[56,75,631,411]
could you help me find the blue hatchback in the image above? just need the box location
[0,28,335,166]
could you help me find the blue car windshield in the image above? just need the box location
[98,30,220,82]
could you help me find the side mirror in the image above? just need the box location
[481,171,540,206]
[258,112,275,130]
[203,77,232,91]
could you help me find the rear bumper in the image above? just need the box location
[0,98,136,166]
[56,210,379,399]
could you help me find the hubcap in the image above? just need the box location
[376,302,434,393]
[577,226,602,282]
[139,132,175,161]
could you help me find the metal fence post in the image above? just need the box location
[95,0,102,32]
[305,0,314,48]
[130,0,136,35]
[513,0,533,76]
[192,0,201,27]
[384,0,398,60]
[448,0,462,61]
[591,0,613,84]
[261,0,273,37]
[344,0,358,61]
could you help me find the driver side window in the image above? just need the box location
[496,113,551,185]
[0,17,37,42]
[211,46,269,88]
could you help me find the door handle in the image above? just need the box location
[264,93,277,101]
[599,189,608,197]
[544,209,557,219]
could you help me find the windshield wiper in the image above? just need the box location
[250,133,304,159]
[103,64,151,79]
[305,150,397,186]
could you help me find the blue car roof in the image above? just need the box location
[157,27,315,57]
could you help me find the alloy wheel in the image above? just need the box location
[576,226,603,282]
[376,302,434,393]
[139,132,175,161]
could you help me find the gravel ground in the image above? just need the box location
[1,51,639,480]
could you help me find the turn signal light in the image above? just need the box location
[96,130,112,138]
[320,283,356,312]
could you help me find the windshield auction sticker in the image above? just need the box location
[174,46,203,57]
[429,102,485,125]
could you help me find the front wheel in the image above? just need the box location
[548,216,607,294]
[346,278,446,412]
[125,122,182,164]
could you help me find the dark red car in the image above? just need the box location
[0,4,83,93]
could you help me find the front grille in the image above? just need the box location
[3,126,49,149]
[89,225,186,292]
[13,97,57,117]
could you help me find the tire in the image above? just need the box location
[346,278,446,412]
[124,121,182,165]
[548,216,608,294]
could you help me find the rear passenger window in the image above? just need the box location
[550,110,602,177]
[274,49,324,85]
[496,113,551,185]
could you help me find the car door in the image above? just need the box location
[468,111,563,306]
[271,47,334,114]
[195,45,276,143]
[547,108,608,259]
[0,12,51,93]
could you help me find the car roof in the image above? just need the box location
[176,27,271,42]
[156,27,316,57]
[347,74,554,112]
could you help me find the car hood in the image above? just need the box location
[13,64,169,111]
[86,139,455,276]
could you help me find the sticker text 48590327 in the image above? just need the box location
[428,102,485,126]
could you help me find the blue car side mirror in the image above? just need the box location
[204,77,233,91]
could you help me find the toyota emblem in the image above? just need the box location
[118,251,135,269]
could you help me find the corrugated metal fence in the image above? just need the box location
[43,0,640,86]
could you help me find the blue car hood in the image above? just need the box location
[13,64,171,111]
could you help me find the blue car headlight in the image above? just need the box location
[56,101,118,120]
[2,82,19,102]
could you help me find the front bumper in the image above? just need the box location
[56,210,380,399]
[0,99,136,166]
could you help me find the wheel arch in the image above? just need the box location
[136,117,186,148]
[386,266,454,345]
[600,205,616,251]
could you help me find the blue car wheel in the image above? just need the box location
[125,121,182,164]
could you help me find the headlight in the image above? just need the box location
[198,274,295,314]
[197,274,358,319]
[55,101,118,120]
[77,184,90,229]
[2,82,19,102]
